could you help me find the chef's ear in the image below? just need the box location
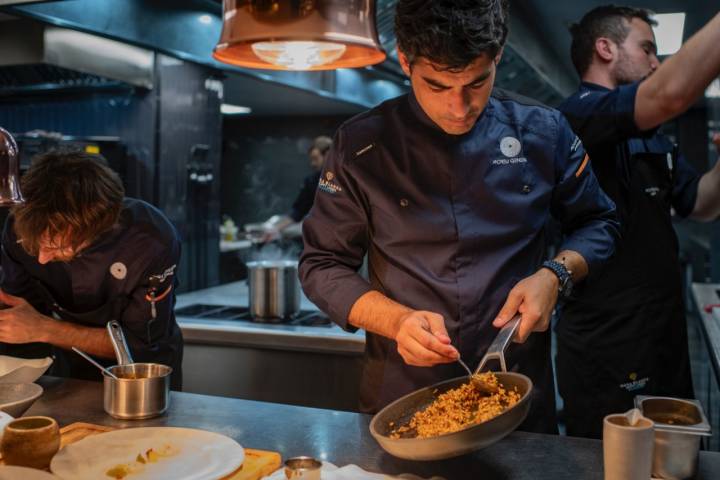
[397,48,413,77]
[494,48,504,66]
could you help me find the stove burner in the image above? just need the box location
[175,304,332,327]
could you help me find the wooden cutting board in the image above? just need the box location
[1,422,282,480]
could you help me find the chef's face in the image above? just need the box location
[309,147,325,171]
[37,232,84,264]
[612,18,659,85]
[399,51,499,135]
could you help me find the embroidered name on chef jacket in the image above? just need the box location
[492,136,527,165]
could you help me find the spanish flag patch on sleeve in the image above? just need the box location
[575,153,589,178]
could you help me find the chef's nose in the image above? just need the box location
[37,248,54,264]
[447,90,471,119]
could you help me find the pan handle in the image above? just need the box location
[106,320,134,365]
[474,314,521,374]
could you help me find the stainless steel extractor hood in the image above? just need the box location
[0,18,154,94]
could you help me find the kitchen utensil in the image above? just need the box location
[50,427,245,480]
[103,363,172,420]
[0,383,43,417]
[0,416,60,469]
[103,321,172,419]
[246,260,300,319]
[635,396,712,479]
[106,320,133,365]
[369,371,532,460]
[467,315,521,394]
[284,456,322,480]
[71,347,118,380]
[602,409,654,480]
[0,355,52,384]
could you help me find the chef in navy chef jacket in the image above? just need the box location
[0,150,183,389]
[556,6,720,438]
[300,0,620,433]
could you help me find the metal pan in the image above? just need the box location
[369,372,533,461]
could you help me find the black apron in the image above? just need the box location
[557,148,694,438]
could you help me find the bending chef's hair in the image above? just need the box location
[394,0,509,71]
[12,148,124,257]
[570,5,657,76]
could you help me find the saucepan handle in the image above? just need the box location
[106,320,134,365]
[474,314,521,374]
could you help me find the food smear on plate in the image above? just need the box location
[390,372,521,439]
[105,444,179,479]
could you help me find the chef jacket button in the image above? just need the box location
[522,185,531,194]
[400,198,409,207]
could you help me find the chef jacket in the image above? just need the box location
[0,198,183,389]
[299,89,620,424]
[557,81,701,345]
[289,171,321,222]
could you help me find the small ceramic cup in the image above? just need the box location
[284,456,322,480]
[0,416,60,469]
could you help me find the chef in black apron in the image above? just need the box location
[554,4,720,434]
[0,151,183,389]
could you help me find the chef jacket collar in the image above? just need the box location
[407,90,490,141]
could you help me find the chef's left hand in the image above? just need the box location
[0,290,50,344]
[492,269,559,343]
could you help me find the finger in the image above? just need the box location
[413,322,458,359]
[399,337,458,366]
[493,287,522,327]
[0,290,24,307]
[423,312,451,344]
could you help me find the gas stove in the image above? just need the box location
[175,303,332,327]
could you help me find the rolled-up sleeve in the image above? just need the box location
[299,129,373,331]
[551,115,620,272]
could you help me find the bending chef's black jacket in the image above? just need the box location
[300,90,620,428]
[0,198,183,389]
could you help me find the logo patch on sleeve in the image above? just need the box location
[318,171,343,194]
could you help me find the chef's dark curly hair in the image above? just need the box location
[570,5,656,76]
[394,0,509,70]
[12,149,124,258]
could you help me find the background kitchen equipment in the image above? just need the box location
[246,260,300,320]
[103,321,172,419]
[635,395,712,480]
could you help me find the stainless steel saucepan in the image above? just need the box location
[103,321,172,420]
[246,260,300,319]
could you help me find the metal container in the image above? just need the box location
[370,372,532,460]
[246,260,300,319]
[635,396,712,479]
[103,363,172,420]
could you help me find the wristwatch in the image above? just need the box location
[541,259,573,298]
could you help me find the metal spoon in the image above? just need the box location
[72,346,118,380]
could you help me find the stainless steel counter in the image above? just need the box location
[176,281,364,355]
[691,283,720,385]
[175,282,365,411]
[28,376,720,480]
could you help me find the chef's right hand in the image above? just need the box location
[394,311,459,367]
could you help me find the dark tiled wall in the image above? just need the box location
[221,115,350,228]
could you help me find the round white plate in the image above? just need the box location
[0,466,60,479]
[50,427,244,480]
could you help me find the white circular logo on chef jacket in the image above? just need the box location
[500,137,522,157]
[110,262,127,280]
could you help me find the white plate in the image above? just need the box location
[50,427,244,480]
[0,356,53,384]
[0,466,60,479]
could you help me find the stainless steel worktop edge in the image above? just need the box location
[691,283,720,386]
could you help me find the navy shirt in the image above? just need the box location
[300,90,619,413]
[558,82,701,345]
[289,171,321,222]
[0,198,183,388]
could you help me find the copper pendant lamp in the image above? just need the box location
[0,127,24,206]
[213,0,387,71]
